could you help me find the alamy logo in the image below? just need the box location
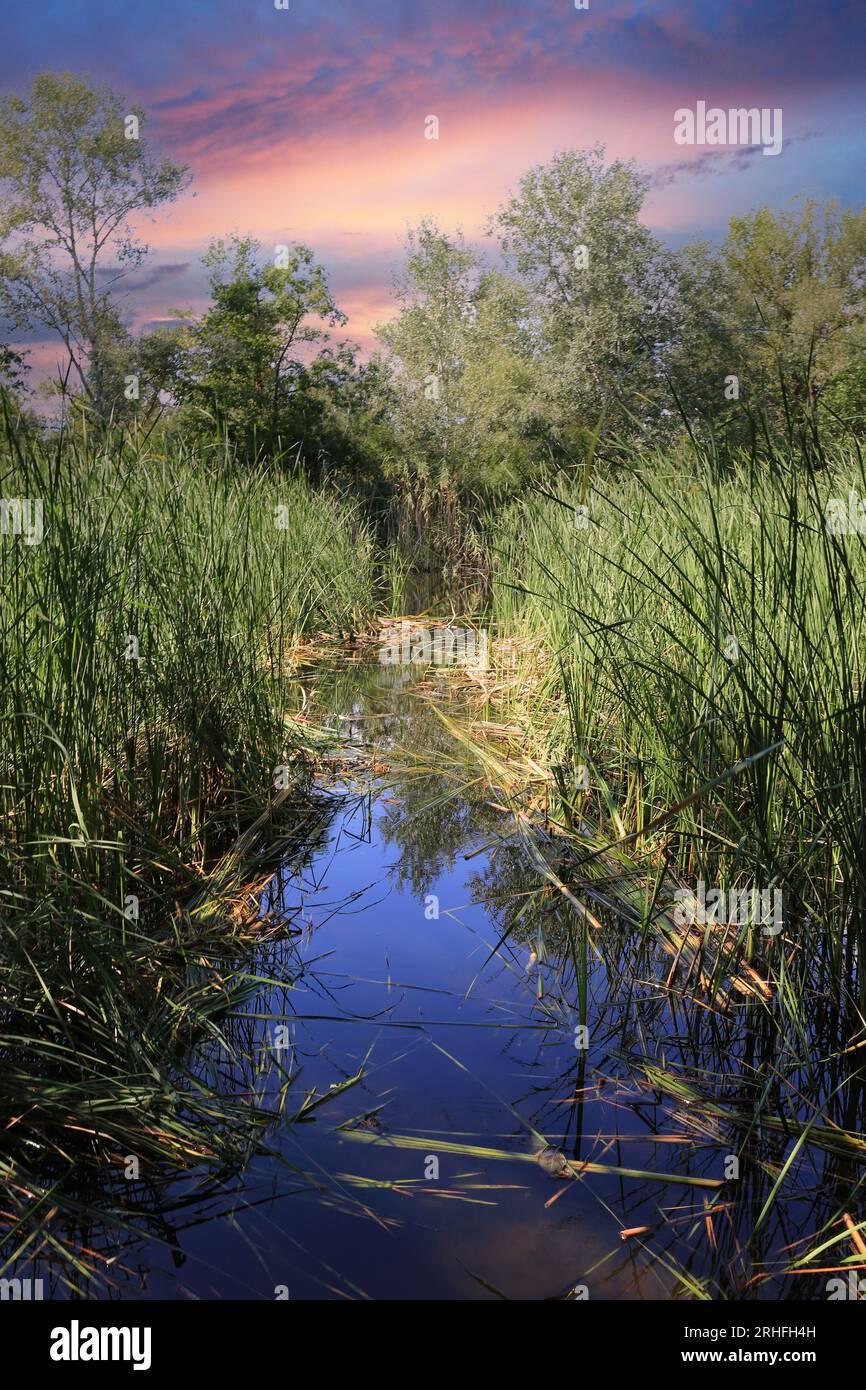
[673,880,783,937]
[0,497,43,545]
[0,1276,43,1299]
[379,621,488,670]
[827,1272,866,1300]
[49,1320,152,1372]
[674,102,783,157]
[825,489,866,534]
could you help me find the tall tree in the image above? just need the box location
[377,219,479,485]
[667,200,866,437]
[169,236,347,458]
[490,145,676,447]
[376,219,545,502]
[0,72,188,423]
[721,199,866,429]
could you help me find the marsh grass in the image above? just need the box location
[0,420,377,1288]
[490,436,866,1012]
[4,404,866,1298]
[393,434,866,1292]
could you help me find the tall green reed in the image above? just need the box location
[0,421,377,1287]
[490,437,866,1007]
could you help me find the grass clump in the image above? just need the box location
[490,437,866,1012]
[0,425,376,1289]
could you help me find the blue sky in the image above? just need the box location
[3,0,864,362]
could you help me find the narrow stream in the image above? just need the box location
[45,656,857,1301]
[116,658,624,1300]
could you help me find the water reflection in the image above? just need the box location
[6,656,865,1300]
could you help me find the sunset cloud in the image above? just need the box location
[2,0,865,364]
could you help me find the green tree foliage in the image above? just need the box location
[376,219,546,506]
[0,341,28,393]
[368,166,866,525]
[168,235,349,459]
[0,72,188,425]
[2,75,864,490]
[670,199,866,435]
[490,145,677,449]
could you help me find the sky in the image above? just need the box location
[2,0,865,374]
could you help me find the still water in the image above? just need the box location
[29,658,863,1300]
[122,660,643,1300]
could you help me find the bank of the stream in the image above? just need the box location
[4,652,865,1300]
[2,427,865,1300]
